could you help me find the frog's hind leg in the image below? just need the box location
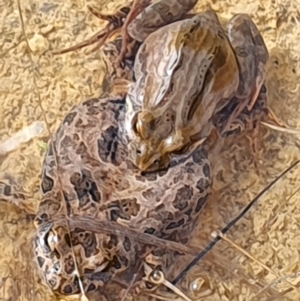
[51,4,132,56]
[0,175,35,216]
[213,84,268,173]
[245,111,263,175]
[221,13,269,135]
[237,84,269,173]
[120,0,198,63]
[126,0,198,42]
[116,0,152,64]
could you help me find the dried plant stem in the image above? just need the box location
[17,0,88,299]
[17,0,51,137]
[261,121,300,134]
[213,231,300,299]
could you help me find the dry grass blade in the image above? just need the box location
[120,263,143,301]
[51,4,128,56]
[54,216,200,256]
[17,0,51,137]
[17,1,88,298]
[87,5,120,21]
[145,293,182,301]
[264,288,293,301]
[172,160,300,285]
[51,25,116,55]
[261,121,300,134]
[17,0,32,54]
[214,231,300,299]
[253,271,300,300]
[84,29,120,55]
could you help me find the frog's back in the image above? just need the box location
[132,10,238,127]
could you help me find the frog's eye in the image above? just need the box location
[154,159,159,166]
[133,121,138,135]
[131,114,140,136]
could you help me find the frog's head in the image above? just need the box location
[129,110,185,172]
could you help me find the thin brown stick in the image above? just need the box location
[214,231,300,298]
[253,270,300,301]
[120,263,143,301]
[54,216,200,256]
[17,0,33,54]
[17,0,51,137]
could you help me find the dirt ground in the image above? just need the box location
[1,0,300,300]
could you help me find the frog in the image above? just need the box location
[0,1,278,299]
[1,1,218,300]
[53,0,278,172]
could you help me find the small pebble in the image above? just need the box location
[28,33,49,54]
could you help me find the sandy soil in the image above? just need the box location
[1,0,300,300]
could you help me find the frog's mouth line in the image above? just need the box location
[140,153,207,178]
[140,165,169,176]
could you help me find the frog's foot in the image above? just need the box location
[0,175,35,216]
[220,96,253,136]
[116,0,151,65]
[220,83,281,135]
[51,4,131,56]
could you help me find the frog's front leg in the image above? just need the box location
[0,176,35,216]
[220,14,269,134]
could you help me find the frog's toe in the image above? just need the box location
[0,175,35,216]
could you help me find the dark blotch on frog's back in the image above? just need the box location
[173,186,193,210]
[69,169,102,206]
